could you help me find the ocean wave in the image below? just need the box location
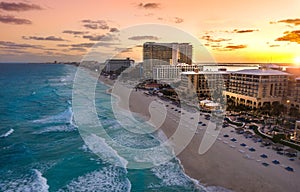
[205,186,234,192]
[58,166,131,192]
[132,146,173,167]
[83,133,128,168]
[33,107,76,126]
[150,161,198,188]
[0,169,49,192]
[0,128,14,138]
[34,125,77,134]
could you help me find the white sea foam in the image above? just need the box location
[150,161,195,187]
[58,166,131,192]
[205,186,234,192]
[34,125,76,134]
[0,128,14,138]
[0,169,49,192]
[156,129,168,142]
[33,107,74,124]
[83,133,128,168]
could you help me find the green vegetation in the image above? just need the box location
[252,125,300,151]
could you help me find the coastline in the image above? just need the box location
[97,75,300,192]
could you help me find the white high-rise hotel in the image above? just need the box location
[143,42,192,79]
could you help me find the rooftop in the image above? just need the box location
[181,71,231,75]
[233,69,290,76]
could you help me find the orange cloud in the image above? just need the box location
[201,35,231,43]
[276,30,300,44]
[222,44,247,51]
[233,29,259,33]
[138,2,160,9]
[225,45,247,49]
[278,18,300,26]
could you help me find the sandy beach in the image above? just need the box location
[101,76,300,192]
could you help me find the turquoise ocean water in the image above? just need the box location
[0,63,226,192]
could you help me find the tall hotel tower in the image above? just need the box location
[142,42,192,78]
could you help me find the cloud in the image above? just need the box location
[174,17,184,23]
[233,29,258,33]
[62,30,88,35]
[83,33,118,41]
[278,18,300,26]
[69,47,87,52]
[22,36,66,41]
[138,2,160,9]
[0,15,31,24]
[269,44,280,47]
[109,27,119,32]
[0,41,43,49]
[201,35,231,43]
[128,35,159,41]
[70,43,95,48]
[82,19,109,30]
[57,44,69,47]
[225,44,247,50]
[275,30,300,44]
[0,2,42,11]
[58,42,118,49]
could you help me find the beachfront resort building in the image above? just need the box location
[143,42,192,78]
[102,58,134,77]
[283,67,300,109]
[178,69,230,99]
[223,69,290,109]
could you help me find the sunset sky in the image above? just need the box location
[0,0,300,63]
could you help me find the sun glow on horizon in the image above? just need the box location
[294,56,300,65]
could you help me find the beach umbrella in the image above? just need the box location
[240,143,247,147]
[284,148,297,157]
[272,160,280,165]
[260,154,268,158]
[230,138,237,142]
[262,162,269,167]
[249,147,256,152]
[285,166,294,172]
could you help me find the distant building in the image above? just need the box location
[153,63,203,81]
[120,62,143,80]
[143,42,192,78]
[224,69,290,108]
[102,58,134,75]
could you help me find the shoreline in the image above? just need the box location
[97,75,300,192]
